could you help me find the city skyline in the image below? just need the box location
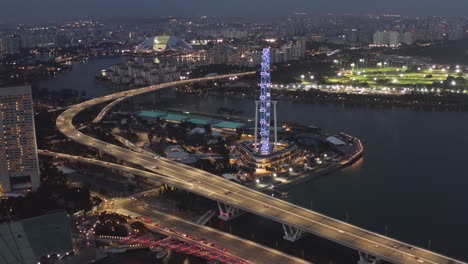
[2,0,468,24]
[1,1,468,263]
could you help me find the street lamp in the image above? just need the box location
[359,59,365,69]
[310,75,314,80]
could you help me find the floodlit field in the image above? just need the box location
[326,66,467,87]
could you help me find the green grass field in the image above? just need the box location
[325,66,467,87]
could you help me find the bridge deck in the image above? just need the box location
[56,73,466,264]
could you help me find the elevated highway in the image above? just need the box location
[55,73,466,264]
[39,150,310,264]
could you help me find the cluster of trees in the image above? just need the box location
[132,115,241,176]
[0,159,94,223]
[434,75,467,89]
[94,212,128,237]
[386,39,468,65]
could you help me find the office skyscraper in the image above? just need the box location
[0,86,40,193]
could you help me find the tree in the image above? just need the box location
[204,124,212,135]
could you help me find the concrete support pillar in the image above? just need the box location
[217,201,243,221]
[282,224,307,242]
[273,101,278,150]
[357,252,380,264]
[254,100,259,152]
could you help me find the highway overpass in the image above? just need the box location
[39,150,310,264]
[55,73,466,264]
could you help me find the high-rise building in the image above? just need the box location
[350,29,359,44]
[2,34,22,53]
[402,32,414,45]
[373,31,400,46]
[0,86,40,193]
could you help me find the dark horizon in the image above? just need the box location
[2,0,468,24]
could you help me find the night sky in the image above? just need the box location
[2,0,467,23]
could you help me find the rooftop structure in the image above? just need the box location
[162,113,188,123]
[135,35,193,52]
[326,136,346,146]
[212,121,246,131]
[136,110,246,132]
[0,210,73,264]
[187,118,212,125]
[164,145,197,164]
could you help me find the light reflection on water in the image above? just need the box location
[42,58,468,262]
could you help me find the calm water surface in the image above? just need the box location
[168,95,468,262]
[39,58,468,263]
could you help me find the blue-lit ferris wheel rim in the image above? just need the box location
[259,48,271,155]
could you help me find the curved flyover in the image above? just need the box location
[38,150,309,264]
[56,73,466,264]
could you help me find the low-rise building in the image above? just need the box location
[0,210,74,264]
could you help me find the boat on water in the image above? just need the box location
[156,249,168,259]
